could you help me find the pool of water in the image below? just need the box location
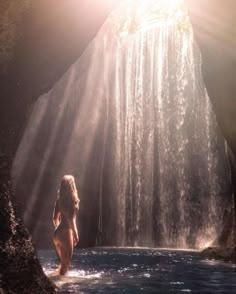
[39,248,236,293]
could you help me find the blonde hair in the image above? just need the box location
[58,175,80,217]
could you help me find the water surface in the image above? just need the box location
[39,248,236,293]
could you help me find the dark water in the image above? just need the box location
[39,248,236,293]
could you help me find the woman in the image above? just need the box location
[53,175,80,275]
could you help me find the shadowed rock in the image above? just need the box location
[186,0,236,253]
[0,1,119,292]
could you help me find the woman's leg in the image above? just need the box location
[53,236,62,259]
[58,229,74,275]
[53,234,63,274]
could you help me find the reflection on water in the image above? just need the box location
[39,248,236,293]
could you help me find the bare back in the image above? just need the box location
[53,197,79,275]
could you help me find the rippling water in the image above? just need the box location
[39,248,236,293]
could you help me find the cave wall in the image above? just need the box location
[0,2,55,292]
[185,0,236,155]
[185,0,236,246]
[1,0,236,291]
[0,0,119,292]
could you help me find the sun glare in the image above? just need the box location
[118,0,188,35]
[126,0,183,8]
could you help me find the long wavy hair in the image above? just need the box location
[58,175,80,217]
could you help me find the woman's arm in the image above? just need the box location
[53,199,61,228]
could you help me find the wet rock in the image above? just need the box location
[202,246,236,262]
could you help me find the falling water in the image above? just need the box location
[13,0,231,249]
[98,0,231,248]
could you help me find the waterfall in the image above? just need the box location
[12,0,231,249]
[98,0,231,248]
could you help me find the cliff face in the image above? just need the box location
[186,0,236,248]
[186,0,236,155]
[0,1,119,292]
[0,2,55,292]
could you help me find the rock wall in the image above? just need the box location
[0,0,119,292]
[186,0,236,248]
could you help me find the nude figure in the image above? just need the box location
[53,175,80,275]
